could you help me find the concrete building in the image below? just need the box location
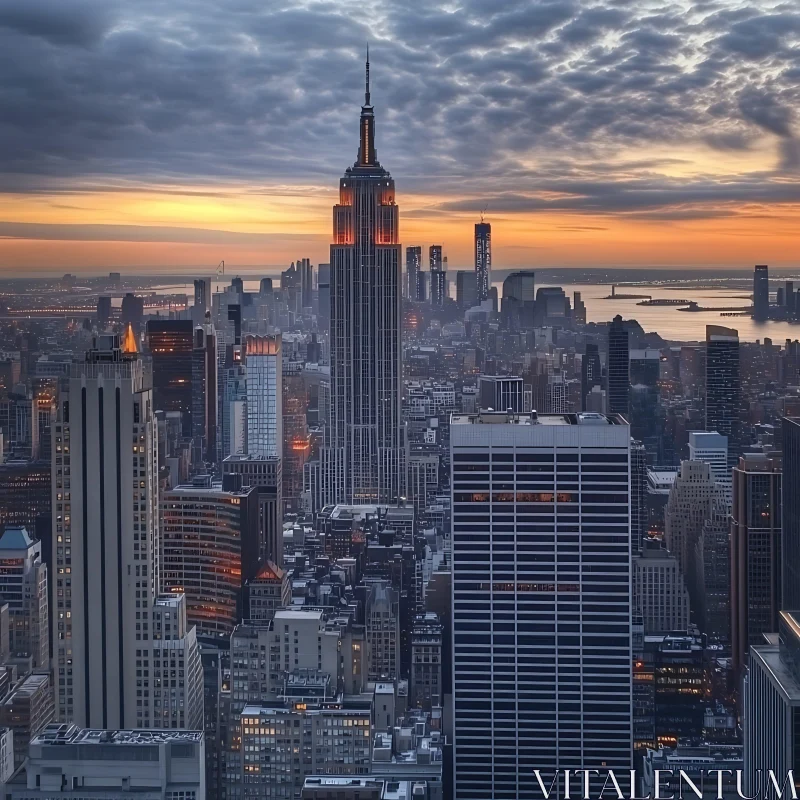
[240,698,372,800]
[410,613,442,711]
[3,723,205,799]
[451,410,632,799]
[633,539,690,634]
[366,581,399,682]
[246,561,290,624]
[0,527,48,667]
[0,672,54,768]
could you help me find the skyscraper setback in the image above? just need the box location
[323,55,404,504]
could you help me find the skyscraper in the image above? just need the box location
[323,55,403,505]
[451,410,632,799]
[581,343,602,411]
[146,320,194,438]
[52,334,202,729]
[0,526,48,667]
[474,221,491,302]
[688,430,731,506]
[608,315,630,416]
[245,334,282,459]
[730,454,781,676]
[429,245,445,307]
[753,264,769,321]
[406,246,422,301]
[705,325,740,462]
[783,417,800,611]
[455,270,477,309]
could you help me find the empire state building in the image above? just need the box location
[323,55,404,504]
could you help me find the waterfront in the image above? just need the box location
[151,277,800,344]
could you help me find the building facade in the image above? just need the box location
[450,410,632,799]
[323,56,404,506]
[705,325,740,462]
[245,335,282,460]
[474,222,491,303]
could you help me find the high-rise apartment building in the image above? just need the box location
[753,264,769,322]
[450,410,632,799]
[160,476,260,640]
[608,315,630,416]
[474,221,491,302]
[299,258,313,310]
[0,526,48,666]
[406,246,422,302]
[245,334,282,459]
[705,325,740,462]
[51,335,202,729]
[731,454,781,676]
[429,245,445,307]
[323,56,403,505]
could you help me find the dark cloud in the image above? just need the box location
[0,0,797,224]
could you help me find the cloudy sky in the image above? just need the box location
[0,0,798,273]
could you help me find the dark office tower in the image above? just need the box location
[705,325,740,461]
[456,271,477,309]
[96,296,112,328]
[322,54,403,505]
[731,454,782,677]
[194,278,211,316]
[786,281,795,313]
[475,221,491,302]
[631,439,648,556]
[192,324,217,463]
[231,276,244,295]
[120,293,143,334]
[573,291,587,324]
[782,418,800,611]
[502,270,536,330]
[753,264,769,321]
[581,343,602,411]
[429,245,445,307]
[317,263,330,327]
[608,315,630,416]
[406,246,422,301]
[146,320,194,439]
[298,258,313,309]
[451,411,632,799]
[630,349,663,462]
[259,277,273,296]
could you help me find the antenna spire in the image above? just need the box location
[365,45,371,106]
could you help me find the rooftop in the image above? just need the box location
[0,526,35,550]
[32,723,203,746]
[451,411,622,426]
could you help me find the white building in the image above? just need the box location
[52,334,202,730]
[450,410,632,799]
[4,723,205,799]
[244,335,282,459]
[688,430,731,506]
[0,527,48,667]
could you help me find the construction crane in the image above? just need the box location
[480,204,488,223]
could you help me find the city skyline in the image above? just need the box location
[0,1,799,272]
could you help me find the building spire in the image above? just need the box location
[358,46,376,167]
[365,45,370,106]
